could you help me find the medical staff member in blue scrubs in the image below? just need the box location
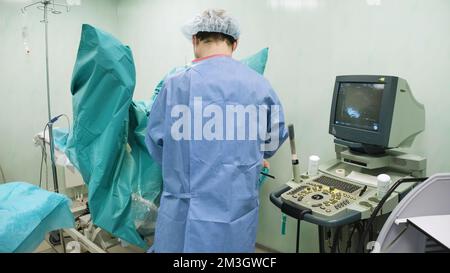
[145,9,288,252]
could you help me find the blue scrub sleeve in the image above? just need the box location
[263,88,288,159]
[145,83,168,166]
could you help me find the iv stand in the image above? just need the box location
[22,0,71,253]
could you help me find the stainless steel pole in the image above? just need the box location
[43,1,66,253]
[43,1,59,194]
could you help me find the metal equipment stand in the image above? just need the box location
[270,186,314,253]
[22,0,72,253]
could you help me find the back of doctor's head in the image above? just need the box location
[195,31,236,47]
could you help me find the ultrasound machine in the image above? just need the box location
[270,75,427,253]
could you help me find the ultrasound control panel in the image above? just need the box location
[281,175,368,218]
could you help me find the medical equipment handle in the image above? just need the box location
[270,185,361,227]
[270,185,311,253]
[270,185,291,209]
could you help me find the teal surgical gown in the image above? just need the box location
[145,55,287,252]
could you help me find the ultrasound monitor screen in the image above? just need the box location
[334,83,384,131]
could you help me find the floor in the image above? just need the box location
[35,239,273,253]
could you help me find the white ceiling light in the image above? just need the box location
[268,0,320,10]
[366,0,381,6]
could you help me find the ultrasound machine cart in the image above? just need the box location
[270,75,426,253]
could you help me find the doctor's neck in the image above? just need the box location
[192,33,238,59]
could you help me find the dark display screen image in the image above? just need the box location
[334,82,384,131]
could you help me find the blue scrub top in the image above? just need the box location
[145,55,287,252]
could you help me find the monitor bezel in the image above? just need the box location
[329,75,398,148]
